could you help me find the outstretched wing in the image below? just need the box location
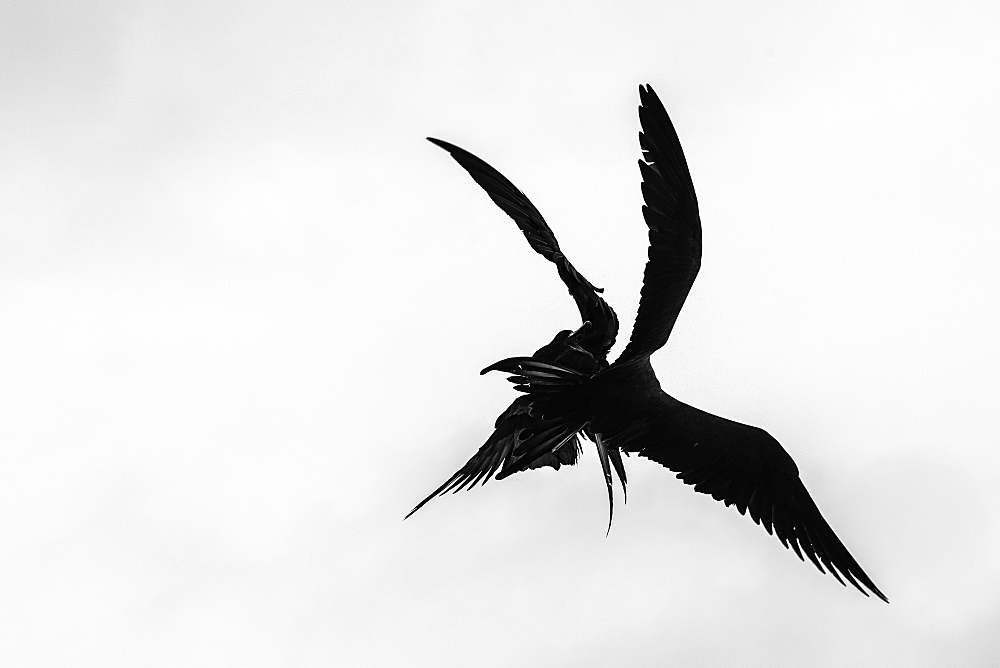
[428,138,618,360]
[405,398,581,519]
[608,393,888,602]
[614,85,702,366]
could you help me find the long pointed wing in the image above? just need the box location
[428,138,618,360]
[614,85,702,365]
[608,393,888,602]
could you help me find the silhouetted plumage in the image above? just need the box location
[408,85,887,603]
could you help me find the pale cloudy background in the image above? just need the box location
[2,1,999,666]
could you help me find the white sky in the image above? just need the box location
[2,1,999,665]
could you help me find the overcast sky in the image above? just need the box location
[2,1,999,666]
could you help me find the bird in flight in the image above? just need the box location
[407,85,887,603]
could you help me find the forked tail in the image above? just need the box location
[481,357,627,531]
[481,357,588,477]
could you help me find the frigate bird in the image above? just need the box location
[407,85,887,603]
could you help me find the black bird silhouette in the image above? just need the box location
[408,85,887,603]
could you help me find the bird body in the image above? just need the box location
[409,85,887,603]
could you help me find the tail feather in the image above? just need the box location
[408,357,599,519]
[483,356,591,479]
[496,421,585,479]
[404,400,525,519]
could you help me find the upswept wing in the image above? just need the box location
[427,138,618,359]
[614,85,702,365]
[608,393,888,602]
